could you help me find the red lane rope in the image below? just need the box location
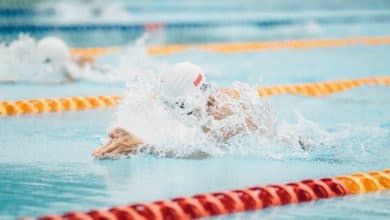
[29,169,389,220]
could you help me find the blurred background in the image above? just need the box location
[1,0,390,47]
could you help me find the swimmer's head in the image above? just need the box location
[37,37,70,65]
[161,62,208,99]
[160,62,209,114]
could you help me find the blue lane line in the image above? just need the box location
[1,15,390,33]
[0,20,294,33]
[2,6,390,16]
[0,6,252,16]
[0,8,34,16]
[1,7,219,17]
[0,8,54,16]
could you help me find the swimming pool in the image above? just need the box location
[1,1,390,219]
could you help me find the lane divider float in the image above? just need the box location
[1,77,389,116]
[257,76,390,96]
[0,96,121,116]
[70,37,390,57]
[33,169,390,220]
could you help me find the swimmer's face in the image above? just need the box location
[162,99,194,116]
[162,83,211,115]
[39,50,68,66]
[36,37,70,73]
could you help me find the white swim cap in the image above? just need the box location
[161,62,207,100]
[37,37,70,65]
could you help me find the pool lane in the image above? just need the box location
[2,44,390,101]
[0,85,389,218]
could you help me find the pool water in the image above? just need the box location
[1,1,390,219]
[1,46,390,219]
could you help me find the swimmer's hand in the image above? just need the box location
[92,128,143,159]
[75,56,95,67]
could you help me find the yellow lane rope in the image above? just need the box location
[1,77,389,116]
[70,37,390,57]
[257,76,390,96]
[0,96,122,116]
[337,170,390,193]
[70,47,120,58]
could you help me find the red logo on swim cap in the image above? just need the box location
[193,72,203,87]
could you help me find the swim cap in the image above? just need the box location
[161,62,207,100]
[37,37,70,65]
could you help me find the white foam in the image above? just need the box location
[0,35,72,83]
[112,67,389,161]
[0,33,162,84]
[70,33,169,83]
[112,68,313,158]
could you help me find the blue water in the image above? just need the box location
[1,45,390,219]
[1,1,390,219]
[1,45,390,100]
[1,1,390,46]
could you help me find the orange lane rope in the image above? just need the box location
[1,77,389,116]
[70,47,120,58]
[31,169,390,220]
[69,37,390,57]
[257,76,390,96]
[0,96,122,116]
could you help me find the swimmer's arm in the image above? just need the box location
[63,72,76,83]
[202,115,258,142]
[75,56,95,67]
[92,129,143,158]
[221,118,258,141]
[207,88,241,120]
[207,90,260,141]
[218,88,240,99]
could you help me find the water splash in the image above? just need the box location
[110,71,309,158]
[70,33,169,83]
[0,34,161,84]
[111,70,388,163]
[0,35,72,83]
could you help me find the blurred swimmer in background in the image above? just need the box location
[92,62,281,159]
[0,34,156,83]
[0,35,75,83]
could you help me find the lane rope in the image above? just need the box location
[1,77,389,116]
[0,96,122,116]
[32,169,390,220]
[257,76,390,96]
[69,37,390,57]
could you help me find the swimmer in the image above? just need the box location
[92,62,266,159]
[0,36,75,83]
[1,34,154,83]
[36,37,75,82]
[35,36,118,82]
